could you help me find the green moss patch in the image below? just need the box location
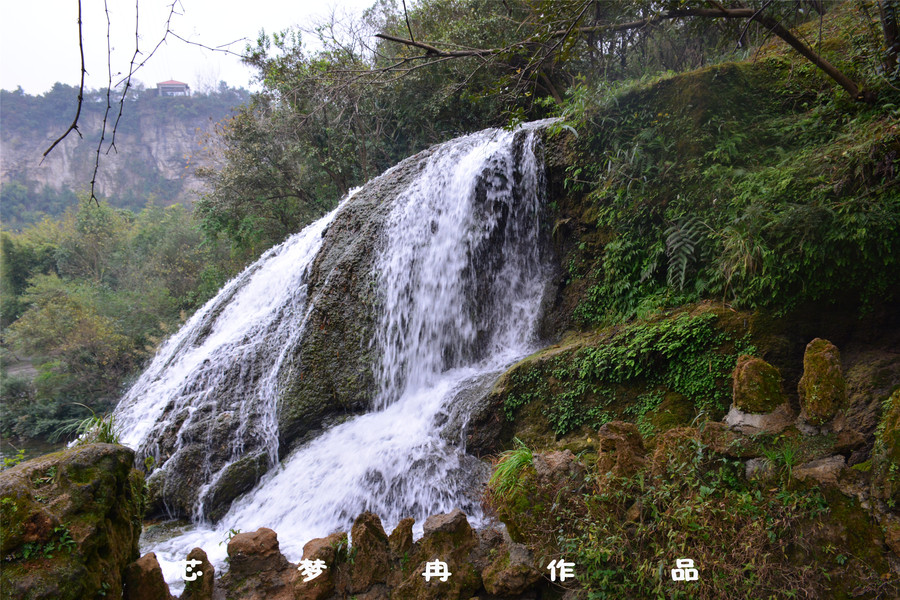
[497,304,756,443]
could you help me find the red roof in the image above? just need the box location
[157,80,189,86]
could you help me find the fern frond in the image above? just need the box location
[665,217,705,291]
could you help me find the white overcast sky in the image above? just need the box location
[0,0,376,95]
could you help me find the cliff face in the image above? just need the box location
[0,88,245,210]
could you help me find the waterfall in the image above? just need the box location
[119,123,552,589]
[114,204,343,519]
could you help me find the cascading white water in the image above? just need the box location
[114,203,343,518]
[125,124,551,590]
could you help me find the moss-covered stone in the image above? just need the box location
[798,338,847,425]
[872,387,900,508]
[0,443,143,600]
[596,421,647,478]
[481,544,542,596]
[732,355,786,414]
[347,511,391,593]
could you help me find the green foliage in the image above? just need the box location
[221,527,242,546]
[502,311,755,437]
[488,438,534,501]
[552,9,900,325]
[624,390,664,438]
[0,199,236,442]
[50,404,119,445]
[502,367,548,421]
[665,217,708,292]
[197,0,569,251]
[1,448,26,470]
[574,313,749,413]
[15,523,77,560]
[487,430,892,599]
[762,436,803,484]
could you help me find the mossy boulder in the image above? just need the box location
[481,542,542,596]
[596,421,647,478]
[347,512,392,593]
[732,355,786,414]
[0,443,144,600]
[798,338,847,425]
[872,388,900,508]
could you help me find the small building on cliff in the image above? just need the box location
[156,80,191,97]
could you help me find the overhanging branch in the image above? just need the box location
[376,4,868,101]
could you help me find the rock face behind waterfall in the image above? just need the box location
[276,146,438,451]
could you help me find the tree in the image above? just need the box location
[375,0,889,103]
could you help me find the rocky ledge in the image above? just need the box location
[123,509,546,600]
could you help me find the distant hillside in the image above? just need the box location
[0,83,249,228]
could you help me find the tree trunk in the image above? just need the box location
[880,0,900,77]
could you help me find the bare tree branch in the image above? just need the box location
[45,0,250,199]
[402,0,415,44]
[88,0,116,206]
[42,0,86,162]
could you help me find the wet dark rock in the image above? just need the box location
[439,370,502,454]
[202,450,269,523]
[277,149,436,454]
